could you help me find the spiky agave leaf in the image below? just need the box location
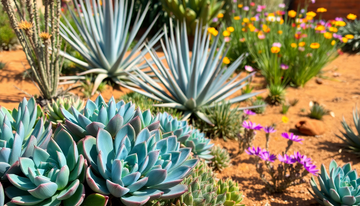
[309,160,360,206]
[5,129,86,205]
[337,107,360,155]
[80,125,198,206]
[125,20,263,125]
[60,0,163,94]
[61,95,214,161]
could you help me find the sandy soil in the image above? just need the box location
[0,50,360,205]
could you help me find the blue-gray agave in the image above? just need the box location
[60,0,163,94]
[80,126,198,206]
[309,160,360,206]
[338,107,360,155]
[5,129,86,205]
[125,21,262,124]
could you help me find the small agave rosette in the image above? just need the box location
[310,160,360,205]
[5,130,86,205]
[81,126,198,206]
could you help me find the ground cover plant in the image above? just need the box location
[337,14,360,53]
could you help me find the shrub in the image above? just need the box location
[127,20,262,125]
[337,15,360,53]
[0,4,17,49]
[309,160,360,205]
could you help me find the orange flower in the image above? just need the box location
[306,11,316,17]
[271,46,280,53]
[299,42,306,47]
[291,43,297,48]
[315,25,325,31]
[243,18,249,23]
[238,4,243,8]
[317,8,327,13]
[234,16,241,20]
[278,30,283,35]
[347,13,357,20]
[345,34,354,39]
[310,43,320,49]
[288,10,297,18]
[240,38,246,42]
[217,13,224,18]
[251,17,257,21]
[324,32,332,39]
[329,27,338,33]
[262,24,270,33]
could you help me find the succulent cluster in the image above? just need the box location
[310,160,360,205]
[210,145,231,172]
[46,96,84,124]
[217,179,244,206]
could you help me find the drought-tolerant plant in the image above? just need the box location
[210,145,231,171]
[289,98,299,106]
[281,103,291,114]
[1,0,65,100]
[0,61,6,70]
[46,96,84,124]
[5,129,86,205]
[238,120,263,154]
[267,84,286,105]
[309,104,328,120]
[0,4,17,50]
[80,125,198,205]
[127,20,262,124]
[132,0,168,31]
[309,160,360,205]
[80,76,107,98]
[193,101,242,141]
[61,95,214,160]
[217,178,245,206]
[251,97,267,114]
[159,0,224,35]
[338,107,360,155]
[120,92,183,119]
[246,129,318,193]
[337,14,360,53]
[60,0,162,94]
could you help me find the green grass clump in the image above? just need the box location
[309,104,328,120]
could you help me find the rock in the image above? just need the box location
[333,72,340,77]
[315,78,323,84]
[295,119,326,136]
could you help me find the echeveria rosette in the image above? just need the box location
[81,126,198,206]
[309,160,360,206]
[0,115,52,180]
[61,95,159,141]
[46,96,85,124]
[5,129,86,205]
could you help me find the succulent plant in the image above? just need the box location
[126,20,262,125]
[80,124,198,205]
[266,84,285,105]
[309,160,360,206]
[5,129,86,205]
[60,0,162,94]
[0,182,3,206]
[209,145,230,172]
[159,0,224,34]
[46,96,84,124]
[338,107,360,155]
[8,97,40,134]
[217,179,244,206]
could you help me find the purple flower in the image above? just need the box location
[272,42,282,48]
[243,6,249,11]
[292,152,312,164]
[278,154,296,164]
[243,121,263,130]
[335,17,343,21]
[264,126,276,133]
[244,109,256,116]
[281,133,304,144]
[246,146,264,155]
[303,161,319,175]
[280,64,289,70]
[259,151,276,162]
[311,0,315,3]
[300,9,305,13]
[212,18,218,22]
[278,3,285,8]
[245,65,254,72]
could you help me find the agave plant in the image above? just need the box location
[80,125,198,205]
[60,0,163,94]
[309,160,360,206]
[126,21,262,124]
[338,107,360,155]
[61,95,213,160]
[5,129,86,205]
[46,96,84,124]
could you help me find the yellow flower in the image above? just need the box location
[280,19,284,24]
[248,24,256,32]
[317,7,327,13]
[217,13,224,18]
[288,10,297,18]
[208,27,215,33]
[271,46,280,53]
[282,116,289,123]
[278,30,283,35]
[310,42,320,49]
[227,27,235,32]
[347,13,357,20]
[335,21,346,27]
[331,40,336,45]
[329,27,338,33]
[306,16,313,21]
[238,4,243,8]
[268,13,275,17]
[345,34,354,39]
[324,32,332,39]
[223,57,230,64]
[17,20,33,31]
[212,30,218,36]
[243,18,249,23]
[251,17,257,21]
[306,11,316,17]
[262,24,270,33]
[291,43,297,48]
[39,32,52,40]
[223,30,230,37]
[342,37,348,43]
[315,25,325,31]
[299,42,306,47]
[234,16,241,20]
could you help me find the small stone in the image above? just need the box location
[315,78,323,84]
[333,72,340,77]
[295,119,326,136]
[330,111,335,117]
